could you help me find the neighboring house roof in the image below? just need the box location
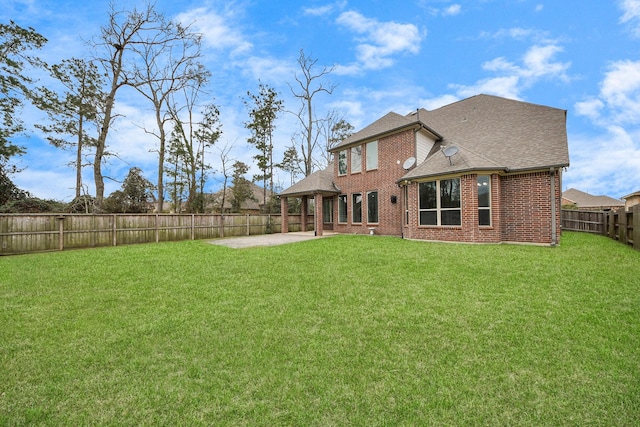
[210,181,273,211]
[403,94,569,180]
[279,165,340,197]
[562,188,624,209]
[623,190,640,199]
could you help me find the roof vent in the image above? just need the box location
[441,145,459,165]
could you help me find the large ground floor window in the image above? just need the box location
[418,178,461,226]
[338,195,347,223]
[323,197,333,223]
[352,193,362,223]
[367,191,378,223]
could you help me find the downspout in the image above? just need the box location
[550,167,557,246]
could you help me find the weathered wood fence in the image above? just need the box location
[0,213,314,255]
[562,206,639,251]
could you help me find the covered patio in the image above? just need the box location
[279,167,340,237]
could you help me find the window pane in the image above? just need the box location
[351,146,362,173]
[478,175,490,207]
[366,140,378,170]
[479,209,491,226]
[352,193,362,223]
[338,195,347,223]
[441,178,461,208]
[367,191,378,223]
[419,211,437,225]
[323,198,333,223]
[338,150,347,175]
[419,182,437,209]
[441,210,461,225]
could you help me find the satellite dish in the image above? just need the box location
[402,157,416,170]
[442,145,459,165]
[443,146,459,157]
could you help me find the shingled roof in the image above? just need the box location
[562,188,623,209]
[402,94,569,180]
[279,165,340,197]
[331,111,441,151]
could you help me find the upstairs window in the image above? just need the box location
[351,146,362,174]
[366,140,378,170]
[338,150,347,175]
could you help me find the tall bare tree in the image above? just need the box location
[130,14,206,213]
[288,49,336,177]
[90,2,199,211]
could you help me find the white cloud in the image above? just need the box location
[443,4,462,16]
[302,1,347,17]
[620,0,640,36]
[535,4,544,12]
[572,59,640,198]
[420,94,460,110]
[335,11,424,74]
[564,125,640,198]
[451,43,569,99]
[176,7,252,55]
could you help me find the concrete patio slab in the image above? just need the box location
[207,231,337,249]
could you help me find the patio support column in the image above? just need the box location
[301,196,308,232]
[280,197,289,233]
[314,193,324,236]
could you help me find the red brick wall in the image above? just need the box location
[328,130,562,245]
[499,170,562,244]
[403,171,560,245]
[332,129,415,235]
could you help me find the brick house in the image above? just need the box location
[280,94,570,245]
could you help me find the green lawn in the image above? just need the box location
[1,232,639,426]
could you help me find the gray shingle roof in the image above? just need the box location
[279,165,340,197]
[562,188,623,208]
[331,111,441,151]
[403,94,569,180]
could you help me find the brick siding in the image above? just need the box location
[324,129,562,245]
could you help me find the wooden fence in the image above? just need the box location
[562,206,639,251]
[0,213,314,255]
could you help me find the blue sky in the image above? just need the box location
[4,0,640,201]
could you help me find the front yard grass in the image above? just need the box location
[1,231,639,426]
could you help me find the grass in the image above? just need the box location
[1,232,639,426]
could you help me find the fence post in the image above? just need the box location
[618,207,627,243]
[112,214,117,246]
[633,205,639,251]
[246,214,250,236]
[191,214,195,240]
[57,215,65,251]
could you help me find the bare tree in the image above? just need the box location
[130,14,207,213]
[288,49,337,177]
[90,2,204,211]
[213,141,234,213]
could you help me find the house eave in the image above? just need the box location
[330,122,442,152]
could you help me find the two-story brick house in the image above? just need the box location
[280,94,570,245]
